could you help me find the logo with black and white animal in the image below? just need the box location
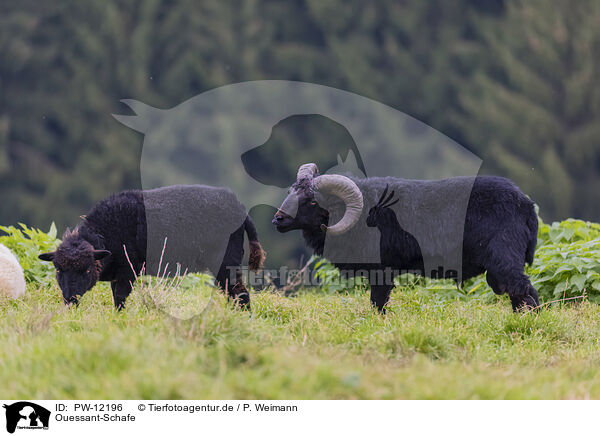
[3,402,50,433]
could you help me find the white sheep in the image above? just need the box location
[0,243,26,298]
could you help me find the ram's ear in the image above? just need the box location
[39,252,56,261]
[93,250,111,260]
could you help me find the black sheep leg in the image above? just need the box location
[486,271,539,312]
[370,284,393,313]
[216,267,250,308]
[484,232,540,312]
[111,279,133,310]
[486,273,504,295]
[507,277,540,312]
[215,224,250,308]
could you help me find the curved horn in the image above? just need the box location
[313,174,363,236]
[297,163,319,180]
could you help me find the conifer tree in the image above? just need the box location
[454,0,600,220]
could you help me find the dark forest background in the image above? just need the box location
[2,0,600,267]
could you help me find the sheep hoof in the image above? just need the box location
[510,293,540,313]
[371,305,387,315]
[231,291,251,310]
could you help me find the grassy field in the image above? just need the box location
[1,278,600,400]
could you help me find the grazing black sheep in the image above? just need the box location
[39,185,265,309]
[273,163,539,312]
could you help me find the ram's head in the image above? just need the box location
[272,163,363,236]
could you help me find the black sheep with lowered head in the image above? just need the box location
[39,185,265,309]
[273,163,539,312]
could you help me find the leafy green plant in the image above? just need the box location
[397,273,496,303]
[537,218,600,247]
[0,223,60,286]
[529,219,600,303]
[312,256,369,294]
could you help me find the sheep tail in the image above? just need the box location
[525,203,538,266]
[244,215,266,271]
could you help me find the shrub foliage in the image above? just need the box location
[0,223,60,286]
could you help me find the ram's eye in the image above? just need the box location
[86,268,91,274]
[310,201,318,206]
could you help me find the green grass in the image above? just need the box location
[2,279,600,399]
